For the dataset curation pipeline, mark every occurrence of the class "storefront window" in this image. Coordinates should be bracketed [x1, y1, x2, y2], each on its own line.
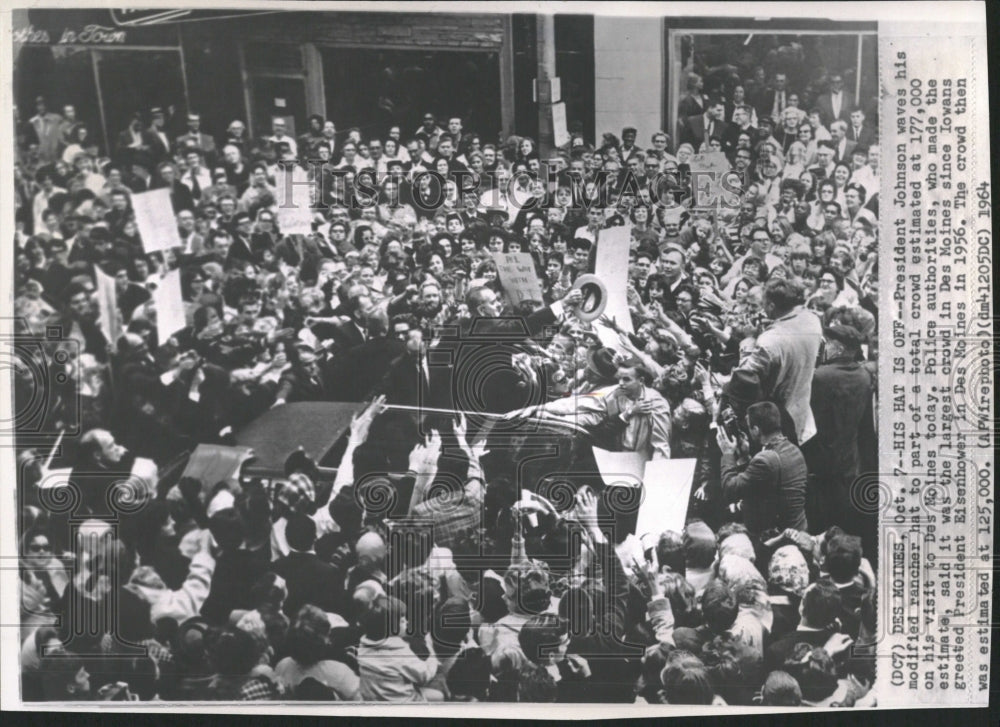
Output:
[321, 48, 502, 141]
[668, 30, 878, 135]
[15, 45, 99, 144]
[93, 50, 188, 143]
[14, 45, 187, 155]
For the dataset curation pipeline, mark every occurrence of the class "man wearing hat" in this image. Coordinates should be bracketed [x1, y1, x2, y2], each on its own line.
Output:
[803, 323, 875, 532]
[578, 346, 619, 393]
[482, 208, 509, 229]
[176, 112, 217, 166]
[144, 107, 173, 166]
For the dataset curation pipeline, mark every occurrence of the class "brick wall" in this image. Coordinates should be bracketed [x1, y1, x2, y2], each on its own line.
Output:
[205, 11, 505, 49]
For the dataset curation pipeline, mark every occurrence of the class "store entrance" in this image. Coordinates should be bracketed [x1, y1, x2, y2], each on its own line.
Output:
[248, 75, 307, 140]
[321, 47, 502, 144]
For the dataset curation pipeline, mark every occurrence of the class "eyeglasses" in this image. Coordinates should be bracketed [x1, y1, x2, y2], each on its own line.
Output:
[28, 542, 51, 553]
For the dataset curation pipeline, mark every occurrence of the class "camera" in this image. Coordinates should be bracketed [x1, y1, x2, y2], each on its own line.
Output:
[719, 406, 741, 440]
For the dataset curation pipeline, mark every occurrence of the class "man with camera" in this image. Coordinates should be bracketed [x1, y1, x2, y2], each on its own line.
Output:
[716, 400, 808, 539]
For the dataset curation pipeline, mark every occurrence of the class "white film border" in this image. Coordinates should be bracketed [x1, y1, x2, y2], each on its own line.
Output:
[877, 20, 993, 708]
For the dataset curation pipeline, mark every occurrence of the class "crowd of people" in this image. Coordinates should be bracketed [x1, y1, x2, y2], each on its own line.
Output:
[15, 56, 880, 705]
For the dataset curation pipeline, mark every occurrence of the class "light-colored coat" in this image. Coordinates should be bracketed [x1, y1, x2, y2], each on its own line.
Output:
[739, 306, 824, 443]
[357, 636, 439, 702]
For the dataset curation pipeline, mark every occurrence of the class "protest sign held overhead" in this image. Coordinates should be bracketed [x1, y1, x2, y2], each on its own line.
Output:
[131, 188, 183, 253]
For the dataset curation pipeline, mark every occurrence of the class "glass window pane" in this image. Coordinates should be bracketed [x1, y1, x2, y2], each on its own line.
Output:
[94, 50, 187, 141]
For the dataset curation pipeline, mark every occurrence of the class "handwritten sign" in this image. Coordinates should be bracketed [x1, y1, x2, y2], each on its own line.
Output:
[132, 188, 182, 253]
[492, 252, 544, 308]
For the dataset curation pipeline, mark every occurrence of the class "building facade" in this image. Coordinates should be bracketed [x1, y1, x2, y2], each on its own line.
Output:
[13, 9, 876, 155]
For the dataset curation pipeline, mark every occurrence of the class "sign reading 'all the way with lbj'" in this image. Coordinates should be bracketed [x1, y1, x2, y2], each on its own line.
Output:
[493, 253, 544, 308]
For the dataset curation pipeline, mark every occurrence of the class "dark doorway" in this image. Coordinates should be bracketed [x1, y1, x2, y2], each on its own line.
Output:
[248, 75, 307, 139]
[94, 49, 187, 139]
[321, 48, 502, 144]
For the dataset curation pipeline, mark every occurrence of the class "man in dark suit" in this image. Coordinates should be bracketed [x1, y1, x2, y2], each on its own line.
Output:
[143, 107, 173, 166]
[815, 73, 855, 128]
[828, 120, 857, 164]
[329, 294, 372, 353]
[803, 324, 876, 534]
[273, 342, 336, 405]
[679, 99, 729, 149]
[226, 212, 256, 265]
[380, 320, 447, 409]
[722, 104, 758, 158]
[717, 400, 808, 537]
[753, 72, 792, 124]
[766, 581, 844, 671]
[272, 512, 344, 619]
[846, 108, 876, 147]
[327, 310, 405, 402]
[432, 286, 579, 417]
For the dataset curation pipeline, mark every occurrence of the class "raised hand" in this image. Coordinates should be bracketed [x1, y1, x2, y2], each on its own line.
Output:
[350, 395, 386, 444]
[715, 426, 738, 455]
[408, 430, 442, 474]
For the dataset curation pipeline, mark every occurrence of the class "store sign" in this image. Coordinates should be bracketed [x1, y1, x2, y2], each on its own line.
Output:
[109, 10, 192, 27]
[13, 23, 126, 45]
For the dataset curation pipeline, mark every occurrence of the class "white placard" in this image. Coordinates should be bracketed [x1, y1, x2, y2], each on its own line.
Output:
[152, 269, 186, 340]
[276, 165, 314, 235]
[93, 264, 122, 346]
[592, 446, 646, 488]
[551, 101, 569, 147]
[592, 224, 634, 347]
[132, 188, 182, 253]
[635, 458, 697, 539]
